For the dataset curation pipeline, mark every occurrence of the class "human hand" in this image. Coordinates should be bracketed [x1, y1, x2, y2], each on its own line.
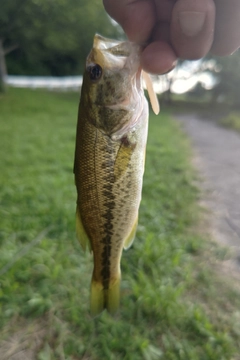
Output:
[103, 0, 240, 74]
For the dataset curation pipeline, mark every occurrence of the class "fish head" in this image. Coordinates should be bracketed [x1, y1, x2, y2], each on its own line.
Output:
[81, 34, 146, 136]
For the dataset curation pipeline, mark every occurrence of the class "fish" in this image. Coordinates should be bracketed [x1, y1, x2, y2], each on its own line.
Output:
[74, 34, 159, 316]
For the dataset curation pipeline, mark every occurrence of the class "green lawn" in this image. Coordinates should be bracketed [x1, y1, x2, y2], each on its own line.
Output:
[0, 88, 239, 359]
[220, 111, 240, 132]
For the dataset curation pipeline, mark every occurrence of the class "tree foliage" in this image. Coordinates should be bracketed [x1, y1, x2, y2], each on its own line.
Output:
[207, 51, 240, 106]
[0, 0, 120, 77]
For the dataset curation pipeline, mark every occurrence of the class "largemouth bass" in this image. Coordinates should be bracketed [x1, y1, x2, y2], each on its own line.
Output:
[74, 34, 159, 316]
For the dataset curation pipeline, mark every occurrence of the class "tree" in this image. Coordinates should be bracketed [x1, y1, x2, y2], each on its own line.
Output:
[0, 38, 7, 92]
[208, 51, 240, 106]
[0, 0, 120, 91]
[0, 0, 37, 91]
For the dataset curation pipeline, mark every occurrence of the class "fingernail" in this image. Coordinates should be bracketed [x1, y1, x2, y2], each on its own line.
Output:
[179, 11, 206, 37]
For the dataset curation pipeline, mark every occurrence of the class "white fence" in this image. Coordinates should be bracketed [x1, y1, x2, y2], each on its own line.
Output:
[6, 75, 83, 91]
[5, 71, 214, 94]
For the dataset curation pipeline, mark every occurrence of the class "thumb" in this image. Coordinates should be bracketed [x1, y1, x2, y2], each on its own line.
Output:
[170, 0, 215, 59]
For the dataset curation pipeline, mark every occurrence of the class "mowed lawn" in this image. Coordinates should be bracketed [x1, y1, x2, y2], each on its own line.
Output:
[0, 88, 239, 359]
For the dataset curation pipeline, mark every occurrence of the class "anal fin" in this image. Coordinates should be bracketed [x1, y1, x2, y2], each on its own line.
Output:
[123, 217, 138, 250]
[76, 206, 92, 252]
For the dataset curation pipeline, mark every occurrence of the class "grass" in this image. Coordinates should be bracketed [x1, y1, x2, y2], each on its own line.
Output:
[0, 88, 240, 359]
[220, 112, 240, 132]
[160, 93, 240, 133]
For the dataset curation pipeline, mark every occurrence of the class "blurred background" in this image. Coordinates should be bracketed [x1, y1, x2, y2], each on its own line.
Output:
[1, 0, 240, 112]
[1, 1, 240, 359]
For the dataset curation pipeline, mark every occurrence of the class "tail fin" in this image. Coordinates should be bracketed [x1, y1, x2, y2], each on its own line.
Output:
[90, 277, 120, 316]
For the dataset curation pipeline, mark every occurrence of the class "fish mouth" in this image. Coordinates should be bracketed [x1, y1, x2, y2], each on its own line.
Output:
[92, 34, 145, 122]
[94, 34, 132, 57]
[91, 33, 142, 73]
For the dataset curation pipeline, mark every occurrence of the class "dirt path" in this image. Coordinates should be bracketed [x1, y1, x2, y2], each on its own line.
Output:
[176, 114, 240, 269]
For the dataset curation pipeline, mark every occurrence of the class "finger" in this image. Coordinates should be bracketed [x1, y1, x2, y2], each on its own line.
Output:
[211, 0, 240, 55]
[170, 0, 216, 59]
[140, 41, 177, 74]
[152, 21, 171, 44]
[154, 0, 176, 22]
[103, 0, 156, 43]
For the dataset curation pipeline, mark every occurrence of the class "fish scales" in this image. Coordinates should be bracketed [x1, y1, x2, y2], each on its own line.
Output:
[75, 109, 147, 296]
[74, 34, 151, 316]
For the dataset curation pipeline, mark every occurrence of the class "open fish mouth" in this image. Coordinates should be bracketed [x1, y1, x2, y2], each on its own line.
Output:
[93, 35, 159, 115]
[91, 35, 144, 110]
[93, 34, 134, 57]
[88, 34, 159, 115]
[91, 34, 142, 74]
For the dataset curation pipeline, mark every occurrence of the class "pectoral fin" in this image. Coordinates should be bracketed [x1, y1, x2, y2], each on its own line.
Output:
[76, 206, 92, 252]
[123, 217, 138, 250]
[114, 140, 135, 180]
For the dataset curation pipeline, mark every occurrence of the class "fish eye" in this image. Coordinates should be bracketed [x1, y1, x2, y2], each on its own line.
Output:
[86, 64, 102, 81]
